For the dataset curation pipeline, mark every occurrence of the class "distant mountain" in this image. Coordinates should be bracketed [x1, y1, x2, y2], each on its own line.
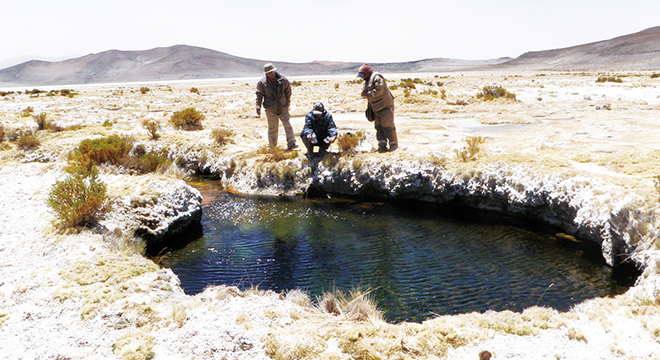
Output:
[502, 26, 660, 71]
[0, 45, 509, 86]
[2, 26, 660, 86]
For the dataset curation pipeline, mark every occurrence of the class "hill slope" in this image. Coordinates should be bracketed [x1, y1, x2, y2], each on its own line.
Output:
[0, 45, 507, 86]
[2, 26, 660, 86]
[503, 26, 660, 71]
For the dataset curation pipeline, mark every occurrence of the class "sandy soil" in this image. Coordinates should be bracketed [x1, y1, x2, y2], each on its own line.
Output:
[2, 71, 660, 359]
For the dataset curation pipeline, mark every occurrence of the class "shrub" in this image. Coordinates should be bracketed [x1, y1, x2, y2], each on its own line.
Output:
[448, 99, 469, 106]
[17, 133, 40, 151]
[651, 73, 660, 79]
[139, 87, 150, 94]
[170, 107, 205, 130]
[476, 86, 516, 101]
[70, 135, 132, 172]
[455, 136, 485, 162]
[291, 80, 303, 87]
[0, 125, 5, 142]
[58, 89, 77, 97]
[596, 76, 623, 83]
[47, 166, 110, 229]
[125, 144, 171, 173]
[142, 119, 160, 140]
[20, 106, 34, 117]
[68, 135, 169, 175]
[337, 131, 366, 155]
[33, 112, 49, 130]
[211, 128, 235, 146]
[102, 120, 113, 127]
[190, 87, 199, 94]
[398, 78, 423, 89]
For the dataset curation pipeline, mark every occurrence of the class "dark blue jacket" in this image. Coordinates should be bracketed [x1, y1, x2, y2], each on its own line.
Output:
[300, 110, 338, 139]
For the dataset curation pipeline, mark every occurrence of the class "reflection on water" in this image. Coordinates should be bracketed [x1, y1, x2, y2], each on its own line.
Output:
[159, 184, 625, 323]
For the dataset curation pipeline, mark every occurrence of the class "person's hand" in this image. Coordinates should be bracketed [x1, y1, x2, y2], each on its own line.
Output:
[324, 135, 336, 144]
[256, 108, 261, 117]
[307, 134, 317, 144]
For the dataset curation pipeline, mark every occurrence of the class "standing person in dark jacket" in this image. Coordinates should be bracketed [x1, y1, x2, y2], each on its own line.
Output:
[300, 102, 337, 157]
[357, 63, 398, 152]
[255, 63, 298, 150]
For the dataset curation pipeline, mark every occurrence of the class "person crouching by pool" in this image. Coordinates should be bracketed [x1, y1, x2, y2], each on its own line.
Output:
[300, 102, 337, 158]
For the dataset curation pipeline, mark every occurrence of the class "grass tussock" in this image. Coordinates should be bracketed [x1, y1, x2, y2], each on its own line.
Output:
[113, 330, 155, 360]
[455, 136, 486, 162]
[476, 85, 517, 101]
[17, 133, 40, 151]
[211, 127, 235, 146]
[596, 75, 623, 83]
[264, 286, 566, 360]
[54, 254, 160, 319]
[0, 312, 8, 329]
[257, 145, 299, 162]
[336, 131, 366, 156]
[170, 107, 204, 130]
[141, 119, 160, 140]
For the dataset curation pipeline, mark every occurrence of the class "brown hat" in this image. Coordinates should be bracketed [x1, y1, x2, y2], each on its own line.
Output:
[357, 63, 373, 78]
[263, 63, 277, 74]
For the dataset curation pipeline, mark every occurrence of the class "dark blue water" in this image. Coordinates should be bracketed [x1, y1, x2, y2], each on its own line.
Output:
[159, 183, 624, 323]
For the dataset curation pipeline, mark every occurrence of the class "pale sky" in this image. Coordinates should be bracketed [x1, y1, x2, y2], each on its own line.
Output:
[3, 0, 660, 69]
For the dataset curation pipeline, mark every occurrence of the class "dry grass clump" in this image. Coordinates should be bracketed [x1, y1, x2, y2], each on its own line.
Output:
[17, 133, 40, 151]
[211, 127, 235, 146]
[596, 75, 623, 83]
[263, 293, 567, 360]
[170, 107, 205, 130]
[455, 136, 486, 162]
[336, 131, 366, 156]
[141, 119, 160, 140]
[113, 329, 155, 360]
[54, 254, 161, 319]
[257, 145, 299, 162]
[0, 312, 8, 329]
[476, 85, 517, 101]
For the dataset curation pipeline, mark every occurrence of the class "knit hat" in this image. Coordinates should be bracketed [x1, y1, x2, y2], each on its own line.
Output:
[357, 63, 373, 78]
[263, 63, 277, 74]
[312, 102, 324, 115]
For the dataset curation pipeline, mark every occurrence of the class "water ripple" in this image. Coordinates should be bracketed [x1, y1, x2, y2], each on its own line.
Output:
[161, 193, 625, 323]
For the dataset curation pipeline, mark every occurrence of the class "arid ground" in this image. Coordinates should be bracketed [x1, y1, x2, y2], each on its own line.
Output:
[2, 71, 660, 359]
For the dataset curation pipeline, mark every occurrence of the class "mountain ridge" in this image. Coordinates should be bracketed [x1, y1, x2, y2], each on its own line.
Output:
[2, 26, 660, 86]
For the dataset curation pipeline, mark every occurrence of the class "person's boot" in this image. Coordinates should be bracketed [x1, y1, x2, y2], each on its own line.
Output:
[385, 127, 398, 151]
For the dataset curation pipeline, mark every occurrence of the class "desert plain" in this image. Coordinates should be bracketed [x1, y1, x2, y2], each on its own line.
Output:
[2, 71, 660, 359]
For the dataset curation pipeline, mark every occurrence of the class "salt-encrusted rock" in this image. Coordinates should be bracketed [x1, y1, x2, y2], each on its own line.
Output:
[103, 179, 203, 251]
[212, 155, 656, 269]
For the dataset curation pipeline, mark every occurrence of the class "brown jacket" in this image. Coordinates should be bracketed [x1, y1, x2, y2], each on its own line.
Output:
[362, 72, 394, 112]
[255, 72, 291, 114]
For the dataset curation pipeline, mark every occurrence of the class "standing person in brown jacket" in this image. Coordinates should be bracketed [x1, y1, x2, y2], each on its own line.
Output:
[255, 63, 298, 150]
[357, 63, 398, 152]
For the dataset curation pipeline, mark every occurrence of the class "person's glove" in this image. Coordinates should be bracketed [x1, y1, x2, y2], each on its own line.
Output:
[307, 133, 318, 144]
[324, 135, 336, 144]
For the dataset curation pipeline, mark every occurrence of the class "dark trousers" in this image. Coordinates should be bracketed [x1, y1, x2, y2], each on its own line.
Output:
[301, 134, 330, 154]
